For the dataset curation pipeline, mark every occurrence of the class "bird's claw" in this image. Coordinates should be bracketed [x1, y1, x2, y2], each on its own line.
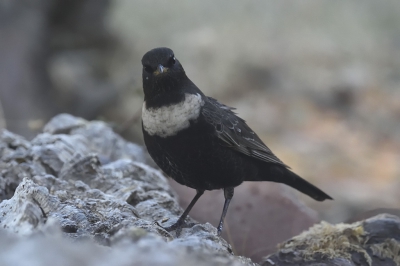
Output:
[217, 226, 223, 236]
[159, 220, 196, 237]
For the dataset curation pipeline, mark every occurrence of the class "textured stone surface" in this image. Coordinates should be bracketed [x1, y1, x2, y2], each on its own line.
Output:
[0, 114, 255, 266]
[2, 114, 398, 265]
[261, 214, 400, 266]
[0, 228, 249, 266]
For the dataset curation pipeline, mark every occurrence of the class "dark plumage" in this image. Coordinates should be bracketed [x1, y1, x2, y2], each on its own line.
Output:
[141, 47, 332, 236]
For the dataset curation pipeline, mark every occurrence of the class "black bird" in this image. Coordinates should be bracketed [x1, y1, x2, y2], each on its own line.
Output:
[141, 47, 332, 236]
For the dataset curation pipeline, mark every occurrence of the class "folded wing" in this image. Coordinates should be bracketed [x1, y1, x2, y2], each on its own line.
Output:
[202, 97, 289, 168]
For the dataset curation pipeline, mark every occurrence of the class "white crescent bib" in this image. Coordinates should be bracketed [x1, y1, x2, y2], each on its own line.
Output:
[142, 93, 205, 138]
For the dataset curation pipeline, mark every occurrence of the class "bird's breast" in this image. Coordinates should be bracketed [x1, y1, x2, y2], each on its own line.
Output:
[142, 93, 205, 138]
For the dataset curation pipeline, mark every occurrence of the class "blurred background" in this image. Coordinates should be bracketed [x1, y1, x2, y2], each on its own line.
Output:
[1, 0, 400, 261]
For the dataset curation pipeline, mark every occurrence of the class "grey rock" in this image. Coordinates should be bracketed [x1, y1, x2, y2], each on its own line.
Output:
[261, 214, 400, 266]
[0, 130, 32, 200]
[2, 115, 398, 266]
[43, 113, 87, 134]
[0, 114, 255, 266]
[44, 113, 148, 164]
[0, 228, 249, 266]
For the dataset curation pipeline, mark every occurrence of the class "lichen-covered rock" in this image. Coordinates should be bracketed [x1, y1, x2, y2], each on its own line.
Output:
[0, 114, 255, 266]
[261, 213, 400, 266]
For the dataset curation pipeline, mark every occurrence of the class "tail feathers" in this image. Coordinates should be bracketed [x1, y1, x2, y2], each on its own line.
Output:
[283, 170, 332, 201]
[249, 165, 333, 201]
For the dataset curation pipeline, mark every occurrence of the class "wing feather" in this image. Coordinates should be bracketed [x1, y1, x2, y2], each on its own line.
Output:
[202, 97, 289, 168]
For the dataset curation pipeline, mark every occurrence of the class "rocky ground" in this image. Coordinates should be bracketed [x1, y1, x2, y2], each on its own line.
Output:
[1, 114, 399, 265]
[0, 114, 254, 265]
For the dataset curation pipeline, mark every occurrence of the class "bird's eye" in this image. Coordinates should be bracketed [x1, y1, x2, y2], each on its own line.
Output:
[144, 65, 153, 73]
[169, 56, 176, 66]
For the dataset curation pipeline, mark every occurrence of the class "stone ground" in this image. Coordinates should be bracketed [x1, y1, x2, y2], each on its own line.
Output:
[1, 115, 399, 265]
[0, 114, 255, 265]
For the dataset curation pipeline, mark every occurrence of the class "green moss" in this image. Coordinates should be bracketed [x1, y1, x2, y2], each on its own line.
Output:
[278, 221, 372, 265]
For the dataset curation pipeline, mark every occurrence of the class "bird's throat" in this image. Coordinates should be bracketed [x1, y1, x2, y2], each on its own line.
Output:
[142, 93, 204, 138]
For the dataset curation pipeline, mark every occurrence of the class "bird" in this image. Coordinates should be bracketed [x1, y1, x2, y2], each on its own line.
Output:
[141, 47, 332, 236]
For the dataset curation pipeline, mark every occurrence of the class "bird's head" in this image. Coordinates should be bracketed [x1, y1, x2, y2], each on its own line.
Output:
[141, 47, 187, 102]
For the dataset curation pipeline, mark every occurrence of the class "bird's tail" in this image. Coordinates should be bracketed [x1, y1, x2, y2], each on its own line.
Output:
[282, 170, 332, 201]
[249, 165, 333, 201]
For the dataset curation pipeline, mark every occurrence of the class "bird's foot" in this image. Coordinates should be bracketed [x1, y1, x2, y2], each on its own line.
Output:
[159, 219, 195, 237]
[217, 226, 223, 236]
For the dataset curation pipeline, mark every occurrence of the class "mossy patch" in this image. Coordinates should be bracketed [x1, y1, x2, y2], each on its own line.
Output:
[278, 221, 370, 264]
[370, 238, 400, 265]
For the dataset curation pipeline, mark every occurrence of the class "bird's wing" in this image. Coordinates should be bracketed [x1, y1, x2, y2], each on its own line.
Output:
[202, 97, 289, 168]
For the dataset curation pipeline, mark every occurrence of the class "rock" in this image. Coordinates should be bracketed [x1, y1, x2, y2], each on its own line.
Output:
[0, 227, 249, 266]
[261, 213, 400, 266]
[2, 114, 399, 265]
[169, 179, 319, 262]
[0, 114, 255, 266]
[346, 208, 400, 223]
[0, 130, 32, 200]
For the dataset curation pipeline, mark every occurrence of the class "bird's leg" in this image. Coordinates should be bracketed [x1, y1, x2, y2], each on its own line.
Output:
[163, 189, 204, 232]
[217, 187, 234, 236]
